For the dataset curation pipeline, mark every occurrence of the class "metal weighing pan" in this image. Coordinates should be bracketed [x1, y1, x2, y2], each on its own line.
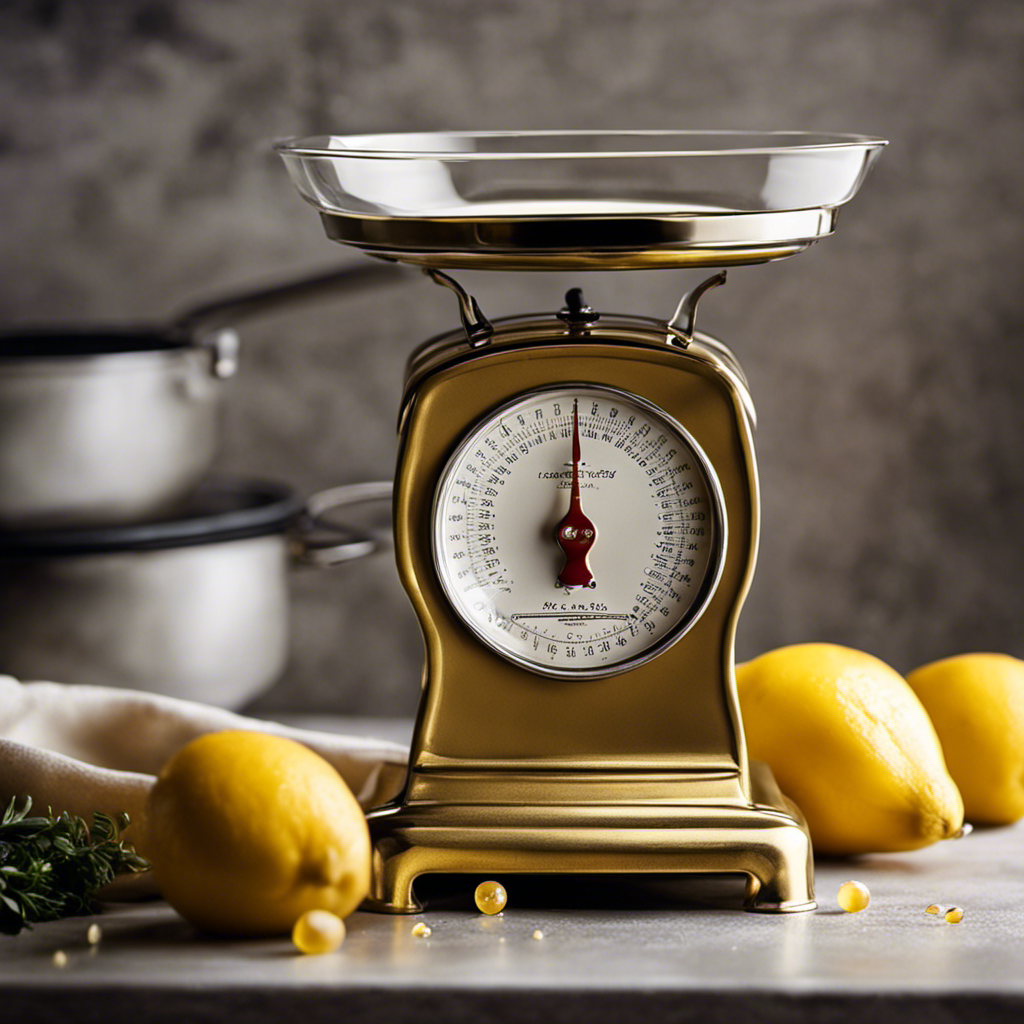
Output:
[275, 130, 887, 270]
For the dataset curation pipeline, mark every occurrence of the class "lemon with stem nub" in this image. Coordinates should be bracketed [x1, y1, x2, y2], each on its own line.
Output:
[143, 731, 371, 936]
[907, 653, 1024, 825]
[474, 880, 507, 915]
[737, 644, 963, 854]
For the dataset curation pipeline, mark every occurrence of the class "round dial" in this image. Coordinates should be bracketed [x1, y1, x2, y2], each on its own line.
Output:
[433, 385, 726, 678]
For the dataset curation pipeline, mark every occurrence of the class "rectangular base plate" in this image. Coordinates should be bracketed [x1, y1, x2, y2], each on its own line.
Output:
[363, 761, 815, 914]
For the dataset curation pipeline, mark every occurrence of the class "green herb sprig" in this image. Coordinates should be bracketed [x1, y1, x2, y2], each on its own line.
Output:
[0, 796, 149, 936]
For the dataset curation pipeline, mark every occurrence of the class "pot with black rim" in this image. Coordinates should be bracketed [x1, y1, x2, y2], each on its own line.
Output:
[0, 263, 404, 528]
[0, 479, 392, 709]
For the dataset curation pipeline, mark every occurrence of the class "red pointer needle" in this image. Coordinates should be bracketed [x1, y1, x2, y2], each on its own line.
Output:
[554, 400, 597, 588]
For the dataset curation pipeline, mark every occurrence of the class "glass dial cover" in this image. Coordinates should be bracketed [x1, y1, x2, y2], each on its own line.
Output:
[433, 386, 726, 678]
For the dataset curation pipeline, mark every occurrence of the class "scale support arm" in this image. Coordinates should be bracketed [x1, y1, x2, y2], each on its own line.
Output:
[668, 270, 727, 345]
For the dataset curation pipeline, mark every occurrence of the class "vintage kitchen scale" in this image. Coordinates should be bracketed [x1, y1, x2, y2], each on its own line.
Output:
[276, 130, 886, 913]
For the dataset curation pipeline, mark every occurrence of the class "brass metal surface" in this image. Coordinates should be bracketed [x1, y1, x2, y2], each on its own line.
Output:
[366, 762, 815, 914]
[369, 311, 815, 913]
[321, 208, 836, 270]
[398, 313, 756, 432]
[429, 381, 729, 681]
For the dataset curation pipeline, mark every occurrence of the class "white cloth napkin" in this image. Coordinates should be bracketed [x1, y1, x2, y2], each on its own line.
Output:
[0, 676, 409, 839]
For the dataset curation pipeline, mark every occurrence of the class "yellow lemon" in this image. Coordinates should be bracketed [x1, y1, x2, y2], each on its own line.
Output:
[906, 653, 1024, 825]
[736, 643, 963, 855]
[141, 730, 370, 936]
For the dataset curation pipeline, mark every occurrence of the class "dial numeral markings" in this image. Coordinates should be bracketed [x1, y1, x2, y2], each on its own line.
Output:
[436, 389, 718, 673]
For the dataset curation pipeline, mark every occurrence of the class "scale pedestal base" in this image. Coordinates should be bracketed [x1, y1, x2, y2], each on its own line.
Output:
[363, 761, 815, 914]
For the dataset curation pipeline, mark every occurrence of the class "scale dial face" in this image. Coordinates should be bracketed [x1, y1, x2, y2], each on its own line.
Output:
[432, 385, 726, 678]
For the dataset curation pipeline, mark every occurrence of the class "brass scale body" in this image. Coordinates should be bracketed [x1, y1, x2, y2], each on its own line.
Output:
[361, 266, 815, 914]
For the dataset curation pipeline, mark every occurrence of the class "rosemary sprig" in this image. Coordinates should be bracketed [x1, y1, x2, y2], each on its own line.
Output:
[0, 796, 149, 936]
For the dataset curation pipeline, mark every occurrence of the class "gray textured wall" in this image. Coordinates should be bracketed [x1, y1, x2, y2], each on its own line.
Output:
[1, 0, 1021, 717]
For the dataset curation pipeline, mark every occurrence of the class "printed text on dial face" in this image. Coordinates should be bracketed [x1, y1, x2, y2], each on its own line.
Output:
[434, 386, 721, 675]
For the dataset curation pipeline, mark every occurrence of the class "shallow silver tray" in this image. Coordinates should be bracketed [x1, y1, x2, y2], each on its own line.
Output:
[276, 131, 886, 270]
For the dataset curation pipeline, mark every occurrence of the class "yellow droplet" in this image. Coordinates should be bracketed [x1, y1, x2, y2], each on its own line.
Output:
[925, 904, 942, 915]
[837, 880, 870, 913]
[474, 880, 507, 915]
[292, 910, 346, 954]
[52, 950, 68, 968]
[87, 923, 102, 945]
[945, 907, 964, 924]
[411, 922, 432, 938]
[533, 929, 544, 940]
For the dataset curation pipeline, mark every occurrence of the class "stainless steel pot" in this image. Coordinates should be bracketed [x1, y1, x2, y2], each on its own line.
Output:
[0, 263, 404, 528]
[0, 479, 393, 709]
[0, 330, 231, 529]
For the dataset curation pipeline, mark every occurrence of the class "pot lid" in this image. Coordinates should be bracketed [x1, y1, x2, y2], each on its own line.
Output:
[0, 478, 305, 557]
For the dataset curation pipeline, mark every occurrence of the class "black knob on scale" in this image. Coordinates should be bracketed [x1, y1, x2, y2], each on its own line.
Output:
[557, 288, 601, 329]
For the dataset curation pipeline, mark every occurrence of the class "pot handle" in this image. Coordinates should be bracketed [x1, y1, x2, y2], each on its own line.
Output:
[171, 262, 409, 380]
[290, 481, 393, 568]
[206, 328, 240, 380]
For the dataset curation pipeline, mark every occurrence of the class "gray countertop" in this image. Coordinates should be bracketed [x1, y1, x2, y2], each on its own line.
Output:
[4, 718, 1023, 1023]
